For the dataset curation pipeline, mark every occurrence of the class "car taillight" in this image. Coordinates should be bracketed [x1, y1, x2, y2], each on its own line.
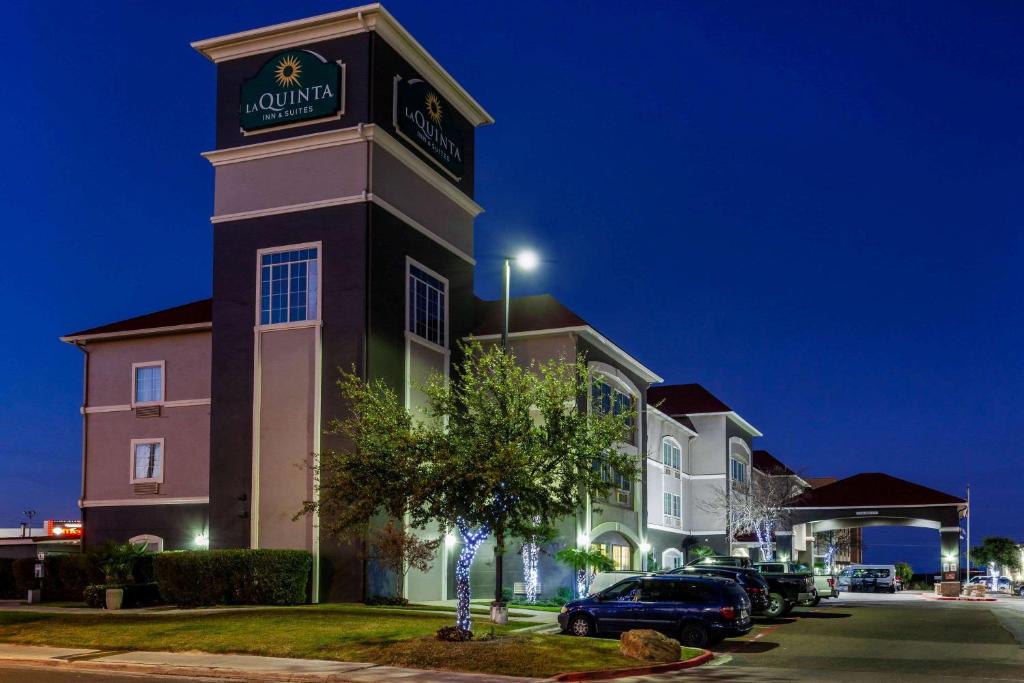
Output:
[719, 606, 736, 620]
[827, 578, 835, 588]
[748, 586, 763, 593]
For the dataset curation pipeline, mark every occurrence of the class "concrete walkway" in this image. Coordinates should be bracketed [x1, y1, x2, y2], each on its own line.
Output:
[0, 643, 543, 682]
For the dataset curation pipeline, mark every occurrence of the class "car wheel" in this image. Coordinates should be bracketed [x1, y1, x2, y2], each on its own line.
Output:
[679, 622, 710, 648]
[765, 592, 787, 618]
[804, 596, 821, 607]
[568, 614, 593, 637]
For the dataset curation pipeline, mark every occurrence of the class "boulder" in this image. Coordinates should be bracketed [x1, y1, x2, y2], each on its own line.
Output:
[619, 629, 682, 662]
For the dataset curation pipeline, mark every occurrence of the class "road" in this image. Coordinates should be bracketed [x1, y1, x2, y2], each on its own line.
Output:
[0, 666, 232, 682]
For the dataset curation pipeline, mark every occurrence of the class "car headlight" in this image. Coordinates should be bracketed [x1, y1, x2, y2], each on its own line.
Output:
[560, 605, 569, 614]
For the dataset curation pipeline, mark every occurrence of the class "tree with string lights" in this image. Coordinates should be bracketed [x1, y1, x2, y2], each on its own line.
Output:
[301, 340, 635, 632]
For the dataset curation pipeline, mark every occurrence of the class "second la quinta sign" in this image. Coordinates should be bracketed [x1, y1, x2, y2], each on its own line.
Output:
[241, 50, 343, 132]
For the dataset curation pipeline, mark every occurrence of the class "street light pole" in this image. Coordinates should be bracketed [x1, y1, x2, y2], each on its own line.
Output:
[501, 257, 511, 352]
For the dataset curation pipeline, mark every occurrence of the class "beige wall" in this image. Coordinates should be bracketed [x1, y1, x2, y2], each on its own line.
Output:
[256, 327, 316, 552]
[213, 143, 369, 217]
[82, 331, 211, 503]
[87, 332, 211, 407]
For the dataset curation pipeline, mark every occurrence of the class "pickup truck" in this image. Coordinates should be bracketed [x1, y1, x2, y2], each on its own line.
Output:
[750, 562, 817, 617]
[753, 561, 838, 606]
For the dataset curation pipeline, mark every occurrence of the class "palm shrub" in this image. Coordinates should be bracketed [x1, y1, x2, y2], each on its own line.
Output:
[556, 547, 614, 598]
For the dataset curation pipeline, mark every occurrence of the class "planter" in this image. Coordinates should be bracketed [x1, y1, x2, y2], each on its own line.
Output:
[490, 602, 509, 625]
[105, 588, 125, 610]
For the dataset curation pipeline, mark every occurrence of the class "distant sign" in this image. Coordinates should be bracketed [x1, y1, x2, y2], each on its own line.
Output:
[240, 50, 344, 132]
[855, 510, 878, 516]
[394, 76, 465, 180]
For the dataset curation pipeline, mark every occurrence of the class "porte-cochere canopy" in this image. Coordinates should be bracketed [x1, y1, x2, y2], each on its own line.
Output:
[782, 472, 967, 572]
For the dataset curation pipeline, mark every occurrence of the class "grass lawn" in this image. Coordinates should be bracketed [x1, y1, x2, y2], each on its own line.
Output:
[0, 605, 700, 678]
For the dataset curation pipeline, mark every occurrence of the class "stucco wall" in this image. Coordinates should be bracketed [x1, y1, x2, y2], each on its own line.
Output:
[86, 332, 210, 407]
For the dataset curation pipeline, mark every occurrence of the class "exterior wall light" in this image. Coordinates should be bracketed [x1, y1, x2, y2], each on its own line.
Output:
[445, 532, 457, 548]
[639, 542, 651, 554]
[577, 533, 590, 547]
[194, 532, 209, 549]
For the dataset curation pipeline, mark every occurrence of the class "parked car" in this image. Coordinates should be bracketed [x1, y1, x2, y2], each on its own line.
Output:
[752, 561, 838, 604]
[558, 574, 753, 647]
[836, 565, 897, 593]
[685, 555, 753, 568]
[969, 576, 1012, 594]
[750, 562, 817, 616]
[587, 570, 646, 597]
[668, 565, 771, 615]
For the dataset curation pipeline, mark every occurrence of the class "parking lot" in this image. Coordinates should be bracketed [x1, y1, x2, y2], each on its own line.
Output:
[623, 591, 1024, 682]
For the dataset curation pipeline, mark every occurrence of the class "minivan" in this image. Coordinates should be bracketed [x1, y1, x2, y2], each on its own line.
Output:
[668, 565, 771, 615]
[558, 574, 753, 647]
[836, 565, 897, 593]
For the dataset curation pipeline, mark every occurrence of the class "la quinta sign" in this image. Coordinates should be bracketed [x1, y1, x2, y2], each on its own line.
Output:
[394, 76, 465, 180]
[240, 50, 343, 132]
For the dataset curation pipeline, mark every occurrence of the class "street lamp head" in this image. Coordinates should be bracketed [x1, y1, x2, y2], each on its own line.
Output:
[515, 249, 539, 271]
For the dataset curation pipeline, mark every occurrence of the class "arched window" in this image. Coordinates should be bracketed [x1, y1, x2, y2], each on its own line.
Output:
[662, 437, 682, 473]
[129, 534, 164, 552]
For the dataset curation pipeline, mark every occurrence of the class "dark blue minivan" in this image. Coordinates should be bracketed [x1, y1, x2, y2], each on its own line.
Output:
[558, 574, 753, 648]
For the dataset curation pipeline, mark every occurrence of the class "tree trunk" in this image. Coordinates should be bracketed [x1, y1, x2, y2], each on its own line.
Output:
[455, 523, 488, 631]
[523, 537, 539, 604]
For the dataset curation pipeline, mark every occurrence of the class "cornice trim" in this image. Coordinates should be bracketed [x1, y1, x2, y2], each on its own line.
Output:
[80, 497, 209, 508]
[60, 323, 211, 344]
[190, 4, 493, 126]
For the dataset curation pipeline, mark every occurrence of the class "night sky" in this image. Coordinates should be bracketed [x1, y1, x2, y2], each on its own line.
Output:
[4, 1, 1021, 573]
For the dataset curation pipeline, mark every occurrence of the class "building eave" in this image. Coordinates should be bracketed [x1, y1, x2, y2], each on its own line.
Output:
[190, 3, 494, 127]
[60, 322, 212, 344]
[647, 404, 699, 437]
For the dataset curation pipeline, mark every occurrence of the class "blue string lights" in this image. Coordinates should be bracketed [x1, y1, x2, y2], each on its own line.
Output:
[523, 516, 541, 604]
[455, 519, 489, 631]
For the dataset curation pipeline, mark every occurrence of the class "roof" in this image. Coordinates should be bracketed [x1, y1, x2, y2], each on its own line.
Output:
[805, 476, 838, 489]
[61, 299, 212, 342]
[191, 3, 493, 127]
[648, 384, 731, 415]
[789, 473, 966, 508]
[474, 294, 587, 336]
[471, 295, 662, 384]
[753, 450, 796, 476]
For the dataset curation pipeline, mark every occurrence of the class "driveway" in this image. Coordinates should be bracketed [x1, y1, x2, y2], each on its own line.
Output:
[621, 592, 1024, 682]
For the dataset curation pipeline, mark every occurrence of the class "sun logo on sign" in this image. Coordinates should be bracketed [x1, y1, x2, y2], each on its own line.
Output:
[274, 55, 303, 88]
[425, 92, 443, 124]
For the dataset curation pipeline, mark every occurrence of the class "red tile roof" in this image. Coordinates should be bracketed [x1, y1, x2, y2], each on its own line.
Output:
[473, 294, 588, 336]
[647, 383, 732, 416]
[789, 472, 966, 508]
[62, 299, 212, 340]
[753, 450, 796, 476]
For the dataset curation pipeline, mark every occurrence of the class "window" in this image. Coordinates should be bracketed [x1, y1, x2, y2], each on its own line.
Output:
[662, 439, 681, 472]
[592, 542, 632, 570]
[408, 263, 447, 347]
[663, 492, 681, 528]
[131, 439, 164, 483]
[259, 247, 319, 325]
[591, 376, 636, 444]
[133, 362, 164, 405]
[662, 549, 683, 569]
[600, 464, 632, 506]
[730, 458, 747, 484]
[602, 579, 640, 601]
[129, 534, 164, 553]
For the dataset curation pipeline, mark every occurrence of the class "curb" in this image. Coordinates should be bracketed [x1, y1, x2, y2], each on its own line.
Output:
[548, 649, 714, 682]
[0, 656, 361, 682]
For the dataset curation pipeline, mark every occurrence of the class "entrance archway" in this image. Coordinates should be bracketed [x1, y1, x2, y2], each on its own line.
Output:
[782, 473, 967, 580]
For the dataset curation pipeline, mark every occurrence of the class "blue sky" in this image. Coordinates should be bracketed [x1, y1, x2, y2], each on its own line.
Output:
[3, 1, 1021, 572]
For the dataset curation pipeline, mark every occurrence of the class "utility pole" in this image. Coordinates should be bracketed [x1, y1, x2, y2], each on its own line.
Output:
[966, 484, 971, 581]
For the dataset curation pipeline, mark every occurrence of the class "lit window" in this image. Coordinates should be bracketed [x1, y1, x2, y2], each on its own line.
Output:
[259, 247, 319, 325]
[408, 263, 446, 347]
[662, 439, 681, 471]
[129, 534, 164, 552]
[592, 542, 632, 571]
[134, 364, 163, 404]
[131, 439, 163, 483]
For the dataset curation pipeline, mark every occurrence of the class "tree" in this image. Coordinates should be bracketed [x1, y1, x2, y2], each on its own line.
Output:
[691, 544, 715, 560]
[895, 561, 913, 587]
[369, 522, 440, 600]
[700, 465, 805, 561]
[972, 537, 1021, 575]
[301, 341, 635, 631]
[816, 529, 851, 574]
[555, 547, 614, 598]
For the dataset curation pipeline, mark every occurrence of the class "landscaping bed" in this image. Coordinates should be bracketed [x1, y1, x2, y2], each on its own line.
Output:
[0, 604, 700, 677]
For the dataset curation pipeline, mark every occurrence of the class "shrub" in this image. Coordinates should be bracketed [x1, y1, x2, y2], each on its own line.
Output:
[154, 549, 312, 607]
[12, 558, 34, 596]
[436, 625, 473, 641]
[555, 586, 574, 605]
[11, 554, 103, 602]
[365, 595, 409, 606]
[0, 559, 15, 599]
[84, 583, 163, 609]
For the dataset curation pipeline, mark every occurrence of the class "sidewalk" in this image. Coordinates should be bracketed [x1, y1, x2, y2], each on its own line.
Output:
[0, 643, 545, 682]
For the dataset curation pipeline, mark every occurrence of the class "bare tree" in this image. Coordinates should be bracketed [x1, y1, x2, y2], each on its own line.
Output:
[815, 529, 851, 574]
[700, 465, 805, 561]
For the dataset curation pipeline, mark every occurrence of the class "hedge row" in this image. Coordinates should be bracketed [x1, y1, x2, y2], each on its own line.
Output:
[154, 549, 312, 607]
[12, 554, 102, 601]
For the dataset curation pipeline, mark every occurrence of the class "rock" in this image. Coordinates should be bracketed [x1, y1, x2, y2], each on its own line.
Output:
[619, 629, 682, 662]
